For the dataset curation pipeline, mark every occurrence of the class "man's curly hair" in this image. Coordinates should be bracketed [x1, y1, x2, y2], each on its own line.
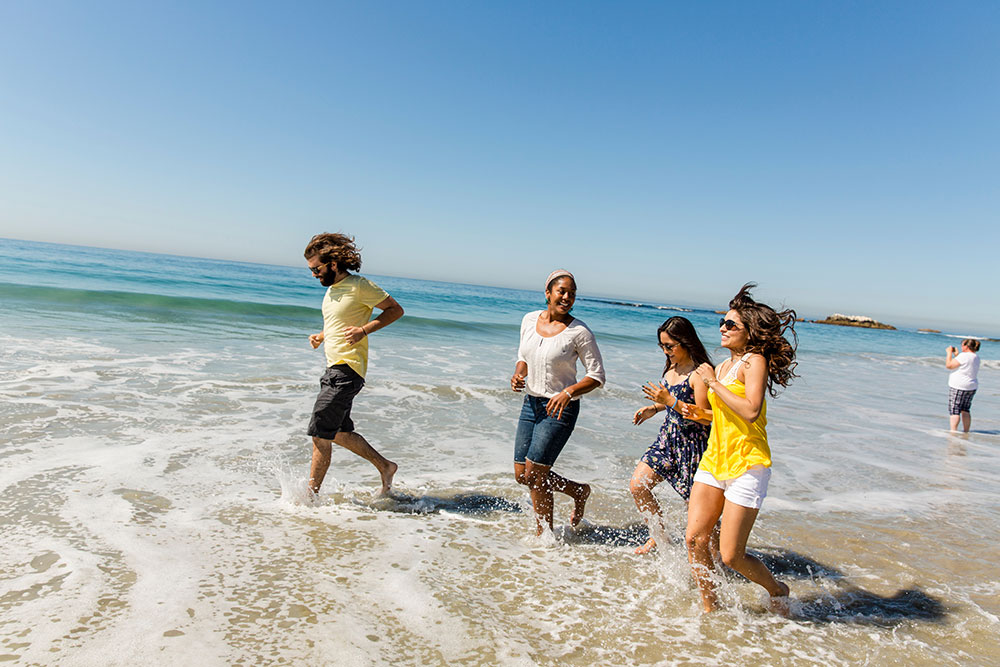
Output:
[729, 282, 798, 397]
[303, 233, 362, 272]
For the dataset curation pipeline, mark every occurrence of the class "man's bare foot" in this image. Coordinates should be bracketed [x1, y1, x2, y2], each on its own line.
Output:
[570, 484, 590, 526]
[378, 460, 397, 496]
[769, 581, 790, 616]
[634, 538, 657, 555]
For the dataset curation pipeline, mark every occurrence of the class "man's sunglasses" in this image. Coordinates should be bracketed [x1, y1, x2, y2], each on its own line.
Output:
[719, 318, 741, 331]
[309, 262, 330, 275]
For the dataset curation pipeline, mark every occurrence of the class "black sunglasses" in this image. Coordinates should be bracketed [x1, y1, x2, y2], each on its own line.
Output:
[658, 341, 682, 350]
[309, 262, 330, 275]
[719, 318, 741, 331]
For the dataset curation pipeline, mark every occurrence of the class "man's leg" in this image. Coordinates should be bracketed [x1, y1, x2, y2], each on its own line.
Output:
[960, 411, 971, 433]
[333, 430, 397, 495]
[949, 414, 960, 431]
[308, 365, 397, 495]
[310, 437, 334, 494]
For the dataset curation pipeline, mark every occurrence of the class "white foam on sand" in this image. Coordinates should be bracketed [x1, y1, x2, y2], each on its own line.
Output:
[3, 315, 1000, 665]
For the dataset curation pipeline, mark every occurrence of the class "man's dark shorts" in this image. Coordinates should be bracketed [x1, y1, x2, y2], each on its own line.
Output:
[307, 364, 365, 439]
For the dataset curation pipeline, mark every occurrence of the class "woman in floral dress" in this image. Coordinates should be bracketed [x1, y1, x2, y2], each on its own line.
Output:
[630, 316, 713, 554]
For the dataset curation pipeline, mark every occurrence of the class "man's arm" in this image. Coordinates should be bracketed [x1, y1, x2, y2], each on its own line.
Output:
[343, 296, 404, 345]
[366, 296, 404, 333]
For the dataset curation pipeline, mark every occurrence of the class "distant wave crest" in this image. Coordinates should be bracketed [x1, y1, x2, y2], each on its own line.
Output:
[0, 281, 318, 323]
[579, 296, 693, 312]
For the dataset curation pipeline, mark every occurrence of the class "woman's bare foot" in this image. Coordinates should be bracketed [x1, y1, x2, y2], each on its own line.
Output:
[634, 538, 657, 555]
[769, 581, 790, 616]
[570, 483, 590, 526]
[378, 460, 398, 496]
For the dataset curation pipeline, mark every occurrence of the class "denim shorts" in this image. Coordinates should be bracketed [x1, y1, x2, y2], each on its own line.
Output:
[307, 364, 364, 439]
[513, 395, 580, 466]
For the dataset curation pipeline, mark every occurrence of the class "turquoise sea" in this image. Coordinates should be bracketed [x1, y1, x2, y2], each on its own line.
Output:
[1, 238, 998, 665]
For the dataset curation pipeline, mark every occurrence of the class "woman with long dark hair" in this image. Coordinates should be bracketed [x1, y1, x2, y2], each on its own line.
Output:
[630, 316, 713, 555]
[684, 283, 798, 612]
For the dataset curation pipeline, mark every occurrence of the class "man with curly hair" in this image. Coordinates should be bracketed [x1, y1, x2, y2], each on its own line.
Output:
[303, 232, 403, 495]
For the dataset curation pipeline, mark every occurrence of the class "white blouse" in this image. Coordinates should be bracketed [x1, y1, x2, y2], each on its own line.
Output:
[517, 310, 606, 399]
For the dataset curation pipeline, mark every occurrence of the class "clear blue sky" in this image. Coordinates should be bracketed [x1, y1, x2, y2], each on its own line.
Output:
[1, 1, 998, 333]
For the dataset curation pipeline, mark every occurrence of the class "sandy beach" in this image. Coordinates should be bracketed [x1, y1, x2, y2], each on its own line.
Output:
[2, 240, 999, 665]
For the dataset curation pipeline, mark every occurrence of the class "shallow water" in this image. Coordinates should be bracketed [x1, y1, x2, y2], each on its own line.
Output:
[1, 239, 998, 665]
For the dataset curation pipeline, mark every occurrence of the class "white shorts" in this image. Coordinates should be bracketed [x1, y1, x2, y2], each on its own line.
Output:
[693, 465, 771, 509]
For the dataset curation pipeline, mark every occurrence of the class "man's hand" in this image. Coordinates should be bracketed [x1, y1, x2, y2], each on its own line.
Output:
[344, 326, 367, 346]
[309, 332, 325, 349]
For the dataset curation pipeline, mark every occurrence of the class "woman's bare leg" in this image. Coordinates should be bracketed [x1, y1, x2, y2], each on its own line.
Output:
[686, 482, 726, 612]
[547, 470, 590, 526]
[524, 460, 555, 534]
[514, 462, 528, 487]
[718, 500, 789, 610]
[630, 461, 665, 554]
[518, 460, 591, 532]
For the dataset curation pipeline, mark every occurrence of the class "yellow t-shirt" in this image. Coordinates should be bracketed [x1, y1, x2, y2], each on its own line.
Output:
[321, 274, 390, 379]
[698, 372, 771, 480]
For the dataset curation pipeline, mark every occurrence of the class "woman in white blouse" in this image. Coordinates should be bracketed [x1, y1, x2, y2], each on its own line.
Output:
[510, 270, 606, 535]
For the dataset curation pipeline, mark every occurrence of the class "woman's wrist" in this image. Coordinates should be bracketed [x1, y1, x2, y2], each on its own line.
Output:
[562, 389, 573, 400]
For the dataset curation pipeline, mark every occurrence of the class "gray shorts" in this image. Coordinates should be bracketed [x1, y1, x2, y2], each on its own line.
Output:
[307, 364, 365, 439]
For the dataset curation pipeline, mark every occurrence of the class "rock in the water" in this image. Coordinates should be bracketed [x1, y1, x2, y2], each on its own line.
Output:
[813, 314, 896, 330]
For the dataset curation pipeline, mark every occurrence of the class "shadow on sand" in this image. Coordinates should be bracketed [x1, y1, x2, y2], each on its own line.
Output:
[366, 491, 523, 516]
[557, 520, 652, 547]
[793, 587, 947, 625]
[357, 495, 947, 625]
[752, 547, 946, 624]
[549, 531, 947, 625]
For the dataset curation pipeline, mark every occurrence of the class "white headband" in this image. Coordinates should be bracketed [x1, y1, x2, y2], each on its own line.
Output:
[545, 269, 575, 290]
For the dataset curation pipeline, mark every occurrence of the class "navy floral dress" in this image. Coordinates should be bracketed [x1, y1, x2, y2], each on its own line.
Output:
[640, 374, 711, 501]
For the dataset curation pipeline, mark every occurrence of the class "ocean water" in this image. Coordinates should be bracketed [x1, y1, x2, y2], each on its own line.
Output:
[1, 237, 998, 666]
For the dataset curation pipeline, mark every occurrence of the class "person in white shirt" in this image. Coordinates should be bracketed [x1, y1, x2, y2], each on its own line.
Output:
[945, 339, 981, 432]
[509, 270, 606, 535]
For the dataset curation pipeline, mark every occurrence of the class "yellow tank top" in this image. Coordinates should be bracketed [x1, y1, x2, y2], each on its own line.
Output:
[698, 354, 771, 480]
